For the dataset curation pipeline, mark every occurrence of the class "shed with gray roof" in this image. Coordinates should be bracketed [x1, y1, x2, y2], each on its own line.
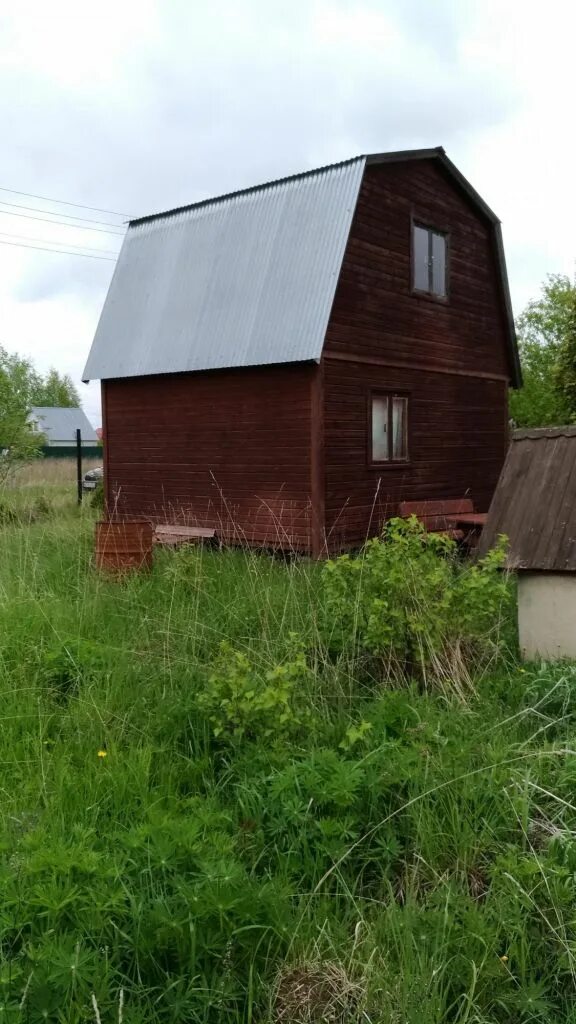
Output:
[479, 427, 576, 660]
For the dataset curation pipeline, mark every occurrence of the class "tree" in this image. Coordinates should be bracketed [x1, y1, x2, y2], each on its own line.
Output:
[0, 347, 80, 410]
[509, 274, 576, 428]
[32, 367, 80, 408]
[0, 366, 43, 481]
[553, 289, 576, 421]
[0, 347, 80, 480]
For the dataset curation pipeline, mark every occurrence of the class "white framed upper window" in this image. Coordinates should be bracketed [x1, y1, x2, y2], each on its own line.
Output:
[412, 223, 448, 299]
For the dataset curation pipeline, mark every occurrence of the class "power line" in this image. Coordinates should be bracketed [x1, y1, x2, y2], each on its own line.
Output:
[0, 198, 126, 229]
[0, 208, 125, 235]
[0, 230, 120, 256]
[0, 238, 117, 260]
[0, 183, 131, 219]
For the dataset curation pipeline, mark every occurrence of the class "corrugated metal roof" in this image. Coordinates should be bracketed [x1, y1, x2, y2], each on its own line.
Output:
[478, 427, 576, 571]
[29, 407, 98, 443]
[83, 157, 366, 382]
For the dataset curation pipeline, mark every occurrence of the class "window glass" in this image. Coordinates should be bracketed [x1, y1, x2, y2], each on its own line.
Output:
[431, 231, 446, 297]
[413, 223, 447, 297]
[371, 395, 409, 462]
[371, 396, 389, 462]
[413, 225, 429, 292]
[392, 397, 408, 460]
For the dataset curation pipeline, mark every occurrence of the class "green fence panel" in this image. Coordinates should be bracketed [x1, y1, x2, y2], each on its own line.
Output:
[41, 446, 102, 459]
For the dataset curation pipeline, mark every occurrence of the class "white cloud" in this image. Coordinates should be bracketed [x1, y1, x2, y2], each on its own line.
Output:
[0, 0, 574, 427]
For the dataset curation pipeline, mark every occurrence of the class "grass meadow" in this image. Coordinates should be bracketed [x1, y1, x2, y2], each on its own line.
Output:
[1, 462, 576, 1022]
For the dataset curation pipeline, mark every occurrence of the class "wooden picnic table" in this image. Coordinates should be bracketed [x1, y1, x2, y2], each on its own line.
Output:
[446, 513, 487, 529]
[445, 512, 487, 549]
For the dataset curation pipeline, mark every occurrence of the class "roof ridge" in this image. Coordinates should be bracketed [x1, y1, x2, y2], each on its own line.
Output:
[129, 146, 493, 234]
[31, 404, 82, 411]
[130, 155, 366, 228]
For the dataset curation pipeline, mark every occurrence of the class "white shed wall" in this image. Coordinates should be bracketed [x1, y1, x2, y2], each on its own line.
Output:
[518, 573, 576, 660]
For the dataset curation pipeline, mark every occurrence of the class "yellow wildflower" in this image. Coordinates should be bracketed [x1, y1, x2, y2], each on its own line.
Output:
[97, 750, 108, 758]
[500, 955, 509, 963]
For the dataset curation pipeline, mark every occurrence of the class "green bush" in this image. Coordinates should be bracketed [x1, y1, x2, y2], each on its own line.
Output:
[198, 635, 311, 741]
[322, 516, 511, 693]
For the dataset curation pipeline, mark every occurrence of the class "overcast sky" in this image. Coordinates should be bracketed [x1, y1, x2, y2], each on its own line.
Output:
[1, 0, 574, 426]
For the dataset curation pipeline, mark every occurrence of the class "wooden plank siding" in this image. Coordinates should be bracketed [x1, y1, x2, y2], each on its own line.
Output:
[103, 363, 316, 551]
[322, 158, 511, 549]
[325, 160, 511, 375]
[323, 359, 507, 549]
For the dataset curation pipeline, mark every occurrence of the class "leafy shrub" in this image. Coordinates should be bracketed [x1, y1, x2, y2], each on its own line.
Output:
[322, 516, 511, 693]
[198, 636, 311, 741]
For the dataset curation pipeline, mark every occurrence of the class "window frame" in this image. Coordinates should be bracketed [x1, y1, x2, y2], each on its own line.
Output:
[410, 216, 450, 303]
[367, 389, 411, 468]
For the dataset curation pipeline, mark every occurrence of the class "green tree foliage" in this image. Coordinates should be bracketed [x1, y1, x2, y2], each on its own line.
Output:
[0, 347, 79, 479]
[553, 288, 576, 421]
[510, 274, 576, 427]
[0, 346, 80, 409]
[34, 366, 81, 407]
[0, 365, 43, 480]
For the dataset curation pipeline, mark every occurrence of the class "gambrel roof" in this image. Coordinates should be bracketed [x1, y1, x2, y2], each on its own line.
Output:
[83, 148, 520, 386]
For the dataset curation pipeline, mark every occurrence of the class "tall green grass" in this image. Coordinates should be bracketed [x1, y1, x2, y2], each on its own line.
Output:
[1, 508, 576, 1022]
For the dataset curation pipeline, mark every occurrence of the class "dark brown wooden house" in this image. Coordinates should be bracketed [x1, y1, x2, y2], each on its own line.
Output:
[83, 147, 520, 555]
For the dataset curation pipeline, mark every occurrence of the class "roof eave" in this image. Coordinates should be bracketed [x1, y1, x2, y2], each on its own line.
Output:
[83, 355, 322, 385]
[494, 222, 522, 388]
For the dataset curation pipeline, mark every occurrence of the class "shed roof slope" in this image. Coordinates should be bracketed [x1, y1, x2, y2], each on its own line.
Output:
[82, 157, 366, 382]
[478, 427, 576, 571]
[30, 406, 98, 443]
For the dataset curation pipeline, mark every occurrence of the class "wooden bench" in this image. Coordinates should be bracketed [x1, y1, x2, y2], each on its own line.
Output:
[398, 499, 474, 540]
[154, 525, 217, 548]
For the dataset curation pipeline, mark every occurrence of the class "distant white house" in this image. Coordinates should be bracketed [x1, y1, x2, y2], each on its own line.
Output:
[29, 407, 98, 448]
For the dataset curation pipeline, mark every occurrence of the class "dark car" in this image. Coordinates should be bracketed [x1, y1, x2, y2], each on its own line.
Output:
[82, 466, 104, 491]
